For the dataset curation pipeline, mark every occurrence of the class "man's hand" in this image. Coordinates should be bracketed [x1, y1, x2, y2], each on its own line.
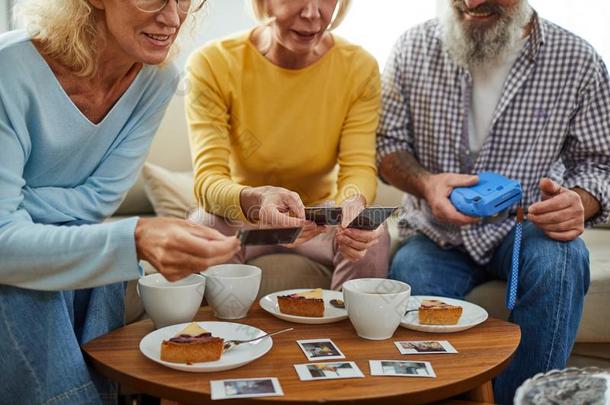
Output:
[527, 178, 586, 241]
[380, 152, 478, 226]
[422, 173, 481, 226]
[135, 217, 241, 282]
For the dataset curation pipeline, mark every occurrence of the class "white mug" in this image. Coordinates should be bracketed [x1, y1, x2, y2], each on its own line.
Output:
[343, 278, 411, 340]
[137, 273, 205, 329]
[202, 264, 262, 320]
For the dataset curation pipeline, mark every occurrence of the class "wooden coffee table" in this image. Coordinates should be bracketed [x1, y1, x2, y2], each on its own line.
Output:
[82, 304, 520, 405]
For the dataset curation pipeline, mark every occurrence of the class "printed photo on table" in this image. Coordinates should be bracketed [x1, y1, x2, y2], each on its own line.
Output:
[210, 378, 283, 400]
[369, 360, 436, 378]
[395, 340, 458, 355]
[297, 339, 345, 361]
[294, 361, 364, 381]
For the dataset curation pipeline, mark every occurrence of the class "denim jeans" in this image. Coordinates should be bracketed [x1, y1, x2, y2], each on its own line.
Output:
[389, 222, 590, 405]
[0, 283, 125, 404]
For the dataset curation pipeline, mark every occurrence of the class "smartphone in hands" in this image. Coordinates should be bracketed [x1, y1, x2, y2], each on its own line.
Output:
[346, 207, 398, 231]
[304, 207, 343, 226]
[236, 227, 303, 246]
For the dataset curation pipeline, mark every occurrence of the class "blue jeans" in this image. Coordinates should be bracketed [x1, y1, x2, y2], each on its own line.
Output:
[0, 283, 125, 404]
[390, 222, 590, 405]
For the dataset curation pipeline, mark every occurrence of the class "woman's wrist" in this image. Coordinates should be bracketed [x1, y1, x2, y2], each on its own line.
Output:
[134, 217, 149, 261]
[239, 187, 262, 222]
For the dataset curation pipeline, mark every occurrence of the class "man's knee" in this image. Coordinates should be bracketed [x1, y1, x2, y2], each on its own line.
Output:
[521, 228, 590, 293]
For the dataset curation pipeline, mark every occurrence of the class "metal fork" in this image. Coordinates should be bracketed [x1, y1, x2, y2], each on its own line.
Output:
[223, 328, 294, 352]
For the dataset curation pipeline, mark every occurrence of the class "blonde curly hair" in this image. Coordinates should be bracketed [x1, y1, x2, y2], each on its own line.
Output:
[13, 0, 200, 77]
[247, 0, 351, 30]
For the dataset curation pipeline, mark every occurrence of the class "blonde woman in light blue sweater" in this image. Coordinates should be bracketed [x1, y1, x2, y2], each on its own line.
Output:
[0, 1, 239, 403]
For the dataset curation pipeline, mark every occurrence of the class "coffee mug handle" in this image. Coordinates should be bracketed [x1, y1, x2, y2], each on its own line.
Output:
[136, 281, 141, 298]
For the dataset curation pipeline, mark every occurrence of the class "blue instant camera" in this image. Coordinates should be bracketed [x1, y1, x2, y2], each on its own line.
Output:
[450, 172, 522, 217]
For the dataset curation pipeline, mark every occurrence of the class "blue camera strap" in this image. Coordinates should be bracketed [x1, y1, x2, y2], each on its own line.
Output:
[506, 206, 524, 310]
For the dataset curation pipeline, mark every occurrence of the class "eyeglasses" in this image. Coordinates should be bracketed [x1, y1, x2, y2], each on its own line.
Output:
[135, 0, 206, 14]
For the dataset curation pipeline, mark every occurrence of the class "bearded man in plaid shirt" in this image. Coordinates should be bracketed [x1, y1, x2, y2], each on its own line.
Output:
[377, 0, 610, 403]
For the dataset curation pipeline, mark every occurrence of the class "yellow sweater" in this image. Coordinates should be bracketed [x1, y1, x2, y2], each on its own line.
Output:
[186, 30, 380, 221]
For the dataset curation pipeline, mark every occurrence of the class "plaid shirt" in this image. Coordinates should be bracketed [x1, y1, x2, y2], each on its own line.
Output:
[376, 13, 610, 264]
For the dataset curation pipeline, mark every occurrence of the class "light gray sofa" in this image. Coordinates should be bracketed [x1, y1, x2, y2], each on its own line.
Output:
[116, 96, 610, 369]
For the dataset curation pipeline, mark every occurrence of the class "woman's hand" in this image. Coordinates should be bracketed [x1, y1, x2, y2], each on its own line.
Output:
[240, 186, 306, 227]
[240, 186, 326, 246]
[135, 217, 241, 282]
[335, 195, 383, 262]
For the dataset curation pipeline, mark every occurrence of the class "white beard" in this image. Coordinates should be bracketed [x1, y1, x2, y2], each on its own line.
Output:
[438, 0, 533, 68]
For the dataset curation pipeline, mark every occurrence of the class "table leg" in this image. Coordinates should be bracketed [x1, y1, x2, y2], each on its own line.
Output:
[464, 380, 494, 403]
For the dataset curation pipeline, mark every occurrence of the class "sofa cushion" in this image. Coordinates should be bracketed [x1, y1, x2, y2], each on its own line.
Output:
[114, 97, 194, 216]
[577, 229, 610, 342]
[595, 217, 610, 229]
[114, 176, 154, 216]
[572, 342, 610, 361]
[141, 162, 195, 218]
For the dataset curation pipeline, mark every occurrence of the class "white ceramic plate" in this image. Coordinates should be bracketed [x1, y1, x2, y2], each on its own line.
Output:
[400, 295, 488, 333]
[259, 289, 347, 324]
[139, 321, 272, 372]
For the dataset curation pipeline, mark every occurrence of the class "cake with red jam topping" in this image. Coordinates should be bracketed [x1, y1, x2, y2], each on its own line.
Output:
[418, 299, 463, 325]
[277, 288, 324, 317]
[160, 322, 223, 363]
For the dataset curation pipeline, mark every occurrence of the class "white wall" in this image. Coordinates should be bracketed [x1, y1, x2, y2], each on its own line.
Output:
[175, 0, 254, 68]
[334, 0, 610, 71]
[0, 0, 10, 33]
[530, 0, 610, 67]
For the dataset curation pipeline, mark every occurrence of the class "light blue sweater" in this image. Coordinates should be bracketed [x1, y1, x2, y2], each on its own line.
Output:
[0, 31, 179, 290]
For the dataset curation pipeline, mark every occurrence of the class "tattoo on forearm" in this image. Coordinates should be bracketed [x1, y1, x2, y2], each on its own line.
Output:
[380, 151, 430, 198]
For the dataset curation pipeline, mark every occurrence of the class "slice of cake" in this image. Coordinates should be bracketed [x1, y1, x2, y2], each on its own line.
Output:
[277, 288, 324, 317]
[418, 299, 463, 325]
[160, 322, 224, 363]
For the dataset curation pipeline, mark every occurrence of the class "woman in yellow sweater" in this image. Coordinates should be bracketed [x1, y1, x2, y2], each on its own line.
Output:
[186, 0, 389, 288]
